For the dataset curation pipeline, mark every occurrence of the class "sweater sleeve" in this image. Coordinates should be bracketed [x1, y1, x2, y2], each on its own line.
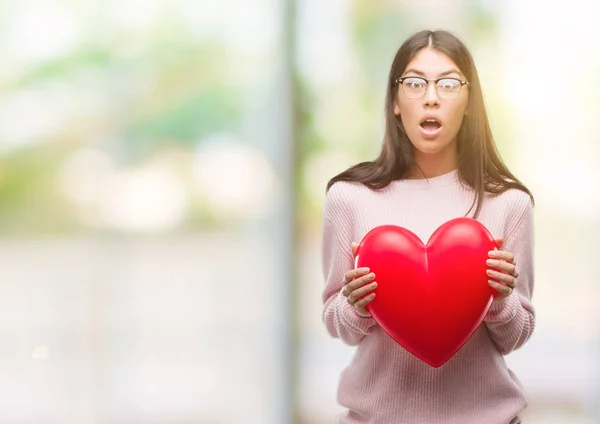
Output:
[483, 192, 536, 355]
[321, 183, 377, 346]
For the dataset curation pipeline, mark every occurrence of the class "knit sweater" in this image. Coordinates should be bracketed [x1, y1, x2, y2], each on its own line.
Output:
[321, 169, 535, 424]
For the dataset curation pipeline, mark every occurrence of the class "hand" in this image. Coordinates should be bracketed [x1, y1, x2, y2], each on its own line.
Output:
[341, 242, 377, 317]
[486, 238, 518, 301]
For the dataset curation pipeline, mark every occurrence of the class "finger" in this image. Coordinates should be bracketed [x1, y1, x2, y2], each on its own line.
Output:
[343, 272, 376, 295]
[486, 269, 516, 288]
[342, 271, 374, 296]
[354, 293, 376, 310]
[488, 280, 512, 296]
[351, 242, 359, 258]
[489, 249, 515, 264]
[343, 267, 370, 285]
[347, 282, 378, 304]
[494, 238, 504, 249]
[486, 259, 516, 276]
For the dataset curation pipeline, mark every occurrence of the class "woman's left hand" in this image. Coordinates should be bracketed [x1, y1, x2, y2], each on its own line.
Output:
[486, 238, 518, 300]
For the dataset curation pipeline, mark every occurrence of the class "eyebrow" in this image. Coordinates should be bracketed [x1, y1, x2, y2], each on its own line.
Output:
[403, 68, 462, 78]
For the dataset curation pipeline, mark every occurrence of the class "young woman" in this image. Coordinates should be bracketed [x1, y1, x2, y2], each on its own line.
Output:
[321, 29, 535, 424]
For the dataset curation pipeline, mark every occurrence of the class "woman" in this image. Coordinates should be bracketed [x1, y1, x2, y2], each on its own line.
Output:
[321, 29, 535, 424]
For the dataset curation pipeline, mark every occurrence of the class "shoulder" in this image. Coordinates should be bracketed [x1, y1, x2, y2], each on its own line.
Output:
[323, 181, 373, 220]
[500, 188, 533, 213]
[489, 188, 534, 236]
[488, 188, 533, 215]
[325, 180, 370, 207]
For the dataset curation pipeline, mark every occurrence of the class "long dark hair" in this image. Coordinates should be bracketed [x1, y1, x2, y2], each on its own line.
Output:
[326, 29, 533, 217]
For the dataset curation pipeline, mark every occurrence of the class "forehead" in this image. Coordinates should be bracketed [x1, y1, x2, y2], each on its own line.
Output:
[404, 48, 462, 77]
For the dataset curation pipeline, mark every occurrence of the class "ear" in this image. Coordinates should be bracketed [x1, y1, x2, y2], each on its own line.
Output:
[393, 101, 400, 116]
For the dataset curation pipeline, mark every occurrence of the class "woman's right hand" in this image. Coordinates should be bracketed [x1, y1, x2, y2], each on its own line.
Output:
[341, 242, 377, 317]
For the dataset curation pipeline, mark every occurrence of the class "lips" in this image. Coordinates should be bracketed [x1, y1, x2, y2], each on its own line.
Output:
[420, 115, 442, 128]
[419, 115, 442, 139]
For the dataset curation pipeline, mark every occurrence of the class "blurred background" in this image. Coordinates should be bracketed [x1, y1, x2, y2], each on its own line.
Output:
[0, 0, 599, 423]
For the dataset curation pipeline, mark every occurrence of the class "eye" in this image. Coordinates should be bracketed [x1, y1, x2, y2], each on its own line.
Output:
[438, 78, 460, 91]
[404, 78, 425, 89]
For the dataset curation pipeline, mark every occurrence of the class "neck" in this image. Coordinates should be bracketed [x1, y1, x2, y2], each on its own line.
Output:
[408, 145, 458, 180]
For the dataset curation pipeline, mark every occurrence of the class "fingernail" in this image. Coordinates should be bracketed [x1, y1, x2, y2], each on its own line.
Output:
[488, 250, 498, 257]
[486, 270, 493, 276]
[488, 280, 494, 285]
[359, 267, 370, 272]
[486, 259, 494, 266]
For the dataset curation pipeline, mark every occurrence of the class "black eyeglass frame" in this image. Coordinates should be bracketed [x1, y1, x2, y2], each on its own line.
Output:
[393, 76, 470, 99]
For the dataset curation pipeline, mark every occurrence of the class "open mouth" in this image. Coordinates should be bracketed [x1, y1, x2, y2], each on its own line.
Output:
[419, 117, 442, 138]
[420, 118, 442, 131]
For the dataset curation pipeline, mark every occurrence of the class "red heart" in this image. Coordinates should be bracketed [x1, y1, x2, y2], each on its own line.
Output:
[355, 217, 497, 368]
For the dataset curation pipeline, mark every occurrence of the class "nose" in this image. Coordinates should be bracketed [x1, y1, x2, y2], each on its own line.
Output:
[423, 81, 440, 107]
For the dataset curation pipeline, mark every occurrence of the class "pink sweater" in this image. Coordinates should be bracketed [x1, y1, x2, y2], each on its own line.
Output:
[321, 169, 535, 424]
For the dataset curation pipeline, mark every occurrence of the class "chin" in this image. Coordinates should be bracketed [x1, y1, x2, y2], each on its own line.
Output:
[413, 140, 452, 155]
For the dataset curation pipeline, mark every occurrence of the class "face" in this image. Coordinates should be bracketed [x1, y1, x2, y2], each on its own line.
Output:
[393, 47, 469, 159]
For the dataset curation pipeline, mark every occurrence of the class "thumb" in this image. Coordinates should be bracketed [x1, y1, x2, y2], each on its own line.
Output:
[351, 242, 359, 258]
[494, 238, 504, 249]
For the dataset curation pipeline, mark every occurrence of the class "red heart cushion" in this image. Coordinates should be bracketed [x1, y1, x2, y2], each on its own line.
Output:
[355, 217, 497, 368]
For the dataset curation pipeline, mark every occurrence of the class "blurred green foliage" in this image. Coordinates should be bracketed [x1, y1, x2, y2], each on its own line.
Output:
[0, 1, 502, 235]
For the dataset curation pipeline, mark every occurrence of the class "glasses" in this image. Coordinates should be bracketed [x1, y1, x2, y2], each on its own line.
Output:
[394, 76, 469, 100]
